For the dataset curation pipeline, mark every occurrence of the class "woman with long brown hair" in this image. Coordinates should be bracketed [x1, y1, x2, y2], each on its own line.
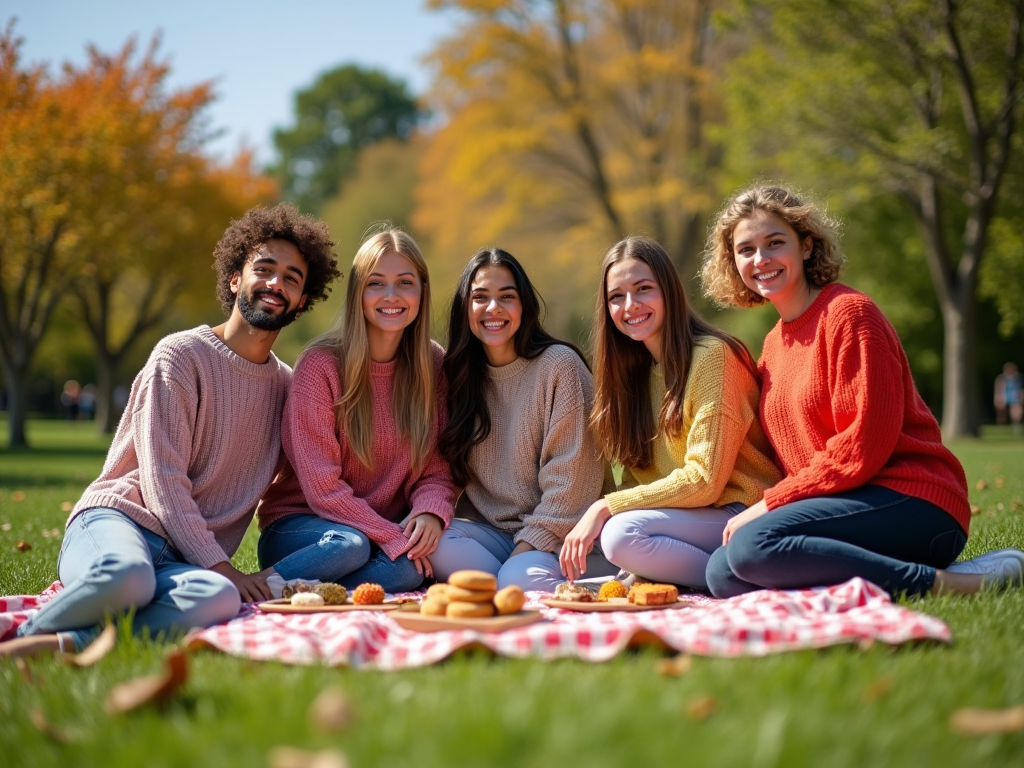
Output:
[559, 236, 780, 589]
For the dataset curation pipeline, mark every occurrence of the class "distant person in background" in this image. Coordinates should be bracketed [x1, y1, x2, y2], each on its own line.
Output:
[994, 362, 1023, 435]
[78, 384, 97, 421]
[0, 204, 340, 659]
[61, 380, 81, 421]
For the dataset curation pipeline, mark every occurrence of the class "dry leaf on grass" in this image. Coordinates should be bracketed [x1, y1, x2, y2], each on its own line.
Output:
[268, 746, 349, 768]
[15, 658, 34, 685]
[862, 677, 893, 702]
[310, 687, 353, 732]
[685, 695, 717, 720]
[15, 541, 32, 552]
[970, 505, 982, 515]
[11, 491, 26, 502]
[975, 479, 988, 491]
[656, 655, 692, 677]
[994, 477, 1005, 488]
[30, 709, 76, 744]
[949, 705, 1024, 734]
[64, 624, 116, 668]
[60, 501, 73, 512]
[106, 649, 188, 714]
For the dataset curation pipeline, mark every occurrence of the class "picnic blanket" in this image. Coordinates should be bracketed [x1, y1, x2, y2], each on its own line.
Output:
[1, 578, 950, 669]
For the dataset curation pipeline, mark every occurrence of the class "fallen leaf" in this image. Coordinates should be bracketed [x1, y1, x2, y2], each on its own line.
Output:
[656, 655, 692, 677]
[1, 523, 11, 531]
[994, 477, 1005, 488]
[863, 677, 892, 702]
[970, 505, 982, 515]
[1014, 500, 1024, 511]
[11, 491, 25, 502]
[106, 649, 188, 714]
[857, 638, 875, 651]
[64, 624, 116, 667]
[685, 695, 717, 720]
[16, 541, 32, 552]
[30, 709, 74, 744]
[60, 501, 73, 512]
[997, 502, 1005, 511]
[310, 686, 353, 732]
[975, 479, 988, 491]
[15, 657, 34, 684]
[950, 705, 1024, 734]
[268, 746, 349, 768]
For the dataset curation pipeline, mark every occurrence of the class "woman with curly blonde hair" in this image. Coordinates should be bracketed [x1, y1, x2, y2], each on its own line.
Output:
[700, 184, 1022, 598]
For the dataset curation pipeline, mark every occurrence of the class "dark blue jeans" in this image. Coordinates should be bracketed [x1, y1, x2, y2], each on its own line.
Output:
[706, 486, 966, 598]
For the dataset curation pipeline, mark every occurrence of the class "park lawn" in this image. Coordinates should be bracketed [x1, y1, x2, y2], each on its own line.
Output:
[1, 420, 1023, 767]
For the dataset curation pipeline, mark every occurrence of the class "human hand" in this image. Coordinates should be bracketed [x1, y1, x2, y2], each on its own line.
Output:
[559, 499, 611, 581]
[722, 499, 770, 546]
[402, 513, 444, 559]
[209, 561, 274, 603]
[411, 554, 434, 578]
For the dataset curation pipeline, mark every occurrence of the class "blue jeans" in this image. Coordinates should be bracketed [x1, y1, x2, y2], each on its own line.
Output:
[705, 486, 967, 598]
[428, 519, 619, 592]
[600, 503, 744, 590]
[17, 507, 240, 649]
[258, 514, 424, 593]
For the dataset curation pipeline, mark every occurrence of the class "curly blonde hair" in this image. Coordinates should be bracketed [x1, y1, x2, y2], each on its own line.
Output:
[701, 185, 845, 308]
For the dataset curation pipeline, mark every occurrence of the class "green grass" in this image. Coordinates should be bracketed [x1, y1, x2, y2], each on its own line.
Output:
[1, 420, 1023, 767]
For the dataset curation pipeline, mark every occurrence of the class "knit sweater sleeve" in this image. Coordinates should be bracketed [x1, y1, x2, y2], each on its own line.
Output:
[515, 353, 603, 553]
[133, 352, 231, 569]
[407, 345, 456, 526]
[604, 342, 754, 513]
[283, 350, 408, 557]
[763, 300, 905, 509]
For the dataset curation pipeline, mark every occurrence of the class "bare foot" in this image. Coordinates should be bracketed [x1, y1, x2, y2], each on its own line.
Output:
[0, 634, 75, 659]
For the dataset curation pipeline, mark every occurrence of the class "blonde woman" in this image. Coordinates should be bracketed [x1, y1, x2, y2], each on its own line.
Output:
[257, 229, 455, 592]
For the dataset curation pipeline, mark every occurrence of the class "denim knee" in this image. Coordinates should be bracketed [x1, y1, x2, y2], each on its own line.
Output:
[387, 557, 426, 593]
[92, 552, 158, 609]
[317, 528, 371, 564]
[599, 514, 637, 565]
[180, 571, 242, 626]
[718, 524, 774, 585]
[705, 545, 742, 598]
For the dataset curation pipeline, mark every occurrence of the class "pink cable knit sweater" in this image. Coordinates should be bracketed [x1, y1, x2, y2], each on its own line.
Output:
[257, 342, 455, 561]
[71, 326, 292, 568]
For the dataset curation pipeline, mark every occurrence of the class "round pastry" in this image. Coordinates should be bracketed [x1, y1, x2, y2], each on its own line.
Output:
[352, 583, 386, 605]
[446, 585, 497, 603]
[312, 583, 348, 605]
[554, 582, 594, 602]
[597, 580, 628, 601]
[290, 592, 325, 607]
[426, 583, 450, 598]
[493, 585, 526, 615]
[448, 570, 498, 592]
[446, 601, 496, 619]
[420, 596, 449, 616]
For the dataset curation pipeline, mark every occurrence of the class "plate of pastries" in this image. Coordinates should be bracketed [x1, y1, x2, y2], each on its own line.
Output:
[258, 582, 410, 613]
[540, 579, 692, 611]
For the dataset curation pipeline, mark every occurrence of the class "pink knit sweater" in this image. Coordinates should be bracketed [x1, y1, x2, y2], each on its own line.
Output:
[257, 342, 455, 560]
[72, 326, 292, 568]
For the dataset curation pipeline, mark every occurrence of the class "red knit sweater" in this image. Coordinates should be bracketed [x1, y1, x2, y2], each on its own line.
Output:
[257, 342, 456, 560]
[759, 283, 970, 533]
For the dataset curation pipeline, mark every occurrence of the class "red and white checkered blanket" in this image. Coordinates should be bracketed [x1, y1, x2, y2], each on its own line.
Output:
[1, 578, 950, 669]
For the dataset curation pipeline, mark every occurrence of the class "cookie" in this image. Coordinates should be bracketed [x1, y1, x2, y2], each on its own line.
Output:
[493, 585, 526, 615]
[420, 596, 449, 616]
[446, 585, 497, 603]
[448, 570, 498, 592]
[446, 601, 496, 619]
[426, 583, 450, 598]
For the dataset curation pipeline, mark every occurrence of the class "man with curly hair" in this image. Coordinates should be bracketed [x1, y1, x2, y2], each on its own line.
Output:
[2, 205, 341, 658]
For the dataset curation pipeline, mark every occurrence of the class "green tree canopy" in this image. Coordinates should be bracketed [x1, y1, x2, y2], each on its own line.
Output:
[271, 64, 423, 213]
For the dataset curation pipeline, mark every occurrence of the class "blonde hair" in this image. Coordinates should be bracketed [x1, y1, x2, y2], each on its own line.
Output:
[305, 228, 435, 472]
[701, 185, 845, 308]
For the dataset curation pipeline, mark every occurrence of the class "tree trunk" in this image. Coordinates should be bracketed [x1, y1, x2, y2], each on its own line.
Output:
[2, 363, 30, 448]
[939, 277, 979, 438]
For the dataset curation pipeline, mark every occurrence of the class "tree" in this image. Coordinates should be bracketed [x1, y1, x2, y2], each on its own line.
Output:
[720, 0, 1024, 437]
[271, 64, 422, 213]
[416, 0, 733, 275]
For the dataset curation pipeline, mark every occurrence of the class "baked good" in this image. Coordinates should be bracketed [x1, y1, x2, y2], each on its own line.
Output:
[448, 570, 498, 591]
[493, 585, 526, 615]
[352, 583, 386, 605]
[426, 583, 450, 598]
[554, 582, 594, 602]
[446, 585, 497, 603]
[597, 580, 628, 601]
[446, 601, 496, 619]
[290, 592, 325, 607]
[312, 583, 348, 605]
[628, 583, 679, 606]
[420, 596, 449, 616]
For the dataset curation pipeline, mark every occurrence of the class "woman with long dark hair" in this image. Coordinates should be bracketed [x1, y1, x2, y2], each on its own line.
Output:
[559, 236, 781, 589]
[429, 248, 617, 590]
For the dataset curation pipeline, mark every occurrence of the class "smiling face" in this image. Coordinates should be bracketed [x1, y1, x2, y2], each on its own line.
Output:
[231, 238, 308, 331]
[605, 258, 666, 362]
[361, 250, 423, 349]
[732, 210, 815, 321]
[468, 264, 522, 367]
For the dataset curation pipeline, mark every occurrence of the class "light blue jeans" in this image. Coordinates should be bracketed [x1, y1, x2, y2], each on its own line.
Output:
[17, 507, 240, 649]
[600, 503, 745, 590]
[258, 513, 424, 593]
[428, 519, 618, 592]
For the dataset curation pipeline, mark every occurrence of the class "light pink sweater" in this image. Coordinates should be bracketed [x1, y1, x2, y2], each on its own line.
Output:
[257, 342, 456, 561]
[71, 326, 292, 568]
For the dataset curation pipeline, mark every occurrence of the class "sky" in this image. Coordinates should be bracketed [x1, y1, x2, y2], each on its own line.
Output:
[3, 0, 462, 163]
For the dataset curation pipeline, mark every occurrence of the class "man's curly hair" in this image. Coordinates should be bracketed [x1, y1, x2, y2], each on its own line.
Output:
[213, 204, 341, 316]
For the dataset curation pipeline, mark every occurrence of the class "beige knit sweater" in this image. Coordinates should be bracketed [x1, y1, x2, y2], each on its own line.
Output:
[456, 344, 603, 553]
[71, 326, 292, 568]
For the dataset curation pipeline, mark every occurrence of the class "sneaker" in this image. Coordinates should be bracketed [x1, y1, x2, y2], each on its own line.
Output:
[946, 549, 1024, 588]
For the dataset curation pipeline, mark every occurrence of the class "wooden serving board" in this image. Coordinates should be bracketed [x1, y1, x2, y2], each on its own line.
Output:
[388, 609, 545, 633]
[257, 599, 401, 614]
[540, 597, 693, 612]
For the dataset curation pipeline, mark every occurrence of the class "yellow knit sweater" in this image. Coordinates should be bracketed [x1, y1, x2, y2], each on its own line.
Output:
[604, 337, 781, 514]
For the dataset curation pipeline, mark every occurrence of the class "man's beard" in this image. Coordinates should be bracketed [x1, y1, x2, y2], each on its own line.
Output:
[237, 288, 301, 331]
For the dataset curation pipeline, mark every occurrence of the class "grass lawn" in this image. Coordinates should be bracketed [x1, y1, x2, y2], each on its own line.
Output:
[1, 419, 1023, 767]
